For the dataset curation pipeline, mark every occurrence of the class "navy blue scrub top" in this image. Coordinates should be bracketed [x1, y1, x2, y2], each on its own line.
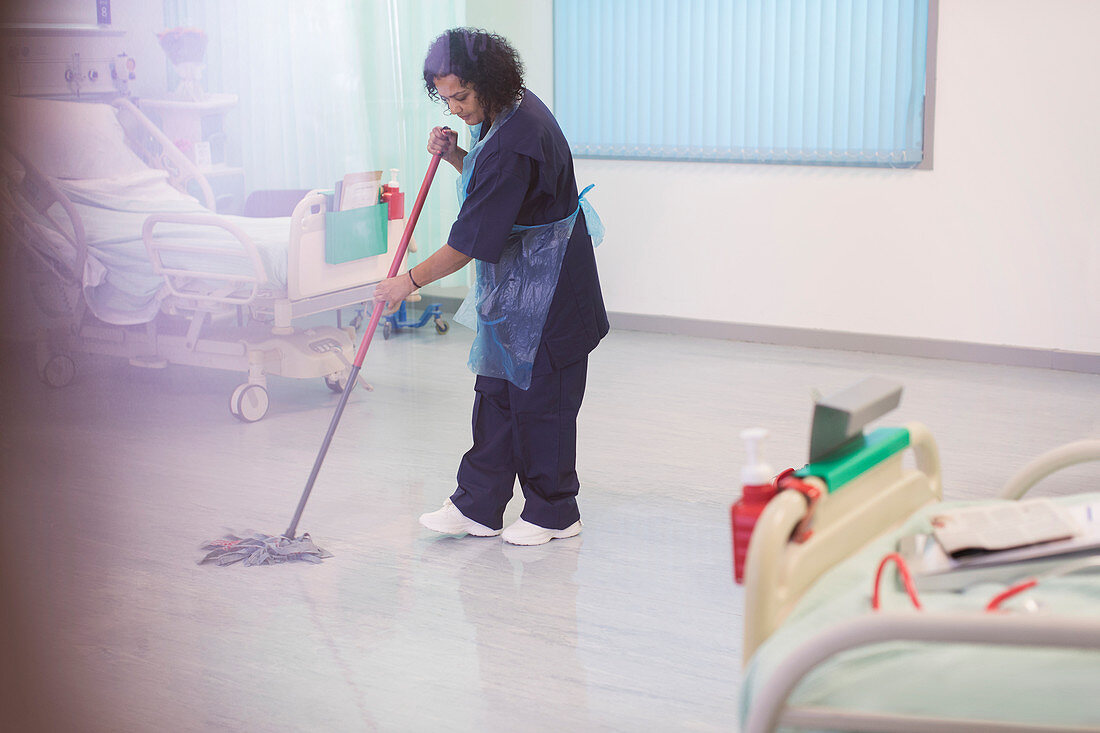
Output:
[448, 91, 609, 375]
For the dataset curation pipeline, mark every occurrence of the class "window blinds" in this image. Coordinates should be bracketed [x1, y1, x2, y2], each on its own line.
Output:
[554, 0, 930, 167]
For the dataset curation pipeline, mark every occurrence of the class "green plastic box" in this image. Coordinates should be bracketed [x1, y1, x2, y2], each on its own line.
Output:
[795, 427, 911, 492]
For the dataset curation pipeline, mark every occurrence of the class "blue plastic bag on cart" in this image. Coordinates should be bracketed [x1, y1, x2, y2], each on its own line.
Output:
[453, 99, 602, 390]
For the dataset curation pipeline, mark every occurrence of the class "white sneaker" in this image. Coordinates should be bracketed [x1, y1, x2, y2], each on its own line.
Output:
[419, 499, 501, 537]
[501, 518, 582, 546]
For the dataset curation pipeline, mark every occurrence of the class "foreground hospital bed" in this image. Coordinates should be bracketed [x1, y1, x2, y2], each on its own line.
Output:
[1, 94, 413, 421]
[736, 380, 1100, 732]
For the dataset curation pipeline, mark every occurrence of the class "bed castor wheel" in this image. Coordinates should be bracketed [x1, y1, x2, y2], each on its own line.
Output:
[38, 353, 75, 388]
[382, 321, 393, 340]
[324, 371, 349, 393]
[230, 383, 269, 422]
[434, 317, 449, 334]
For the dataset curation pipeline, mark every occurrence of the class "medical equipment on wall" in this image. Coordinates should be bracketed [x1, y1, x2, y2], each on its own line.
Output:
[734, 378, 1100, 733]
[0, 27, 418, 422]
[1, 24, 135, 99]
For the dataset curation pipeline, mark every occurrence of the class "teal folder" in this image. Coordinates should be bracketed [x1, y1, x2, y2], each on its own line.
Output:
[324, 203, 388, 265]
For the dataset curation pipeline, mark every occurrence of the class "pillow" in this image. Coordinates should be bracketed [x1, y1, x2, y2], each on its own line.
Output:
[1, 96, 150, 180]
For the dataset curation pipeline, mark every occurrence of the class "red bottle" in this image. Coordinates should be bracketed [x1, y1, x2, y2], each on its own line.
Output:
[381, 168, 404, 220]
[731, 428, 776, 584]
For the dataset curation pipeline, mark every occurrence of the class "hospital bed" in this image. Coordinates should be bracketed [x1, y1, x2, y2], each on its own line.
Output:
[1, 93, 414, 421]
[737, 379, 1100, 732]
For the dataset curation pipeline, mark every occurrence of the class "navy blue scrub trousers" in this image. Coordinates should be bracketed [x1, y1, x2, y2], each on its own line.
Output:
[451, 355, 588, 531]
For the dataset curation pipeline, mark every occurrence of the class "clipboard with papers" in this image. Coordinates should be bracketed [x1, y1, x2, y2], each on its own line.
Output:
[898, 498, 1100, 591]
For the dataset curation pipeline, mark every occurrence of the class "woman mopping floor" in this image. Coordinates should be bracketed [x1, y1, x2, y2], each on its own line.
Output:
[373, 28, 608, 546]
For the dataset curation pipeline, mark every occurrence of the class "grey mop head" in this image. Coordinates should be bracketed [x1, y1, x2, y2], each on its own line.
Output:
[199, 532, 333, 567]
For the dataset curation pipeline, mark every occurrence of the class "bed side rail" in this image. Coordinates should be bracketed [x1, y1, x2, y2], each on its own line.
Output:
[1000, 439, 1100, 500]
[142, 213, 268, 306]
[744, 612, 1100, 733]
[743, 422, 942, 664]
[285, 188, 409, 304]
[0, 132, 87, 282]
[112, 97, 216, 211]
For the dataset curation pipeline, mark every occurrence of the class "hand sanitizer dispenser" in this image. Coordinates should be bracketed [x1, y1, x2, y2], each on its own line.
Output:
[381, 168, 404, 220]
[731, 428, 777, 584]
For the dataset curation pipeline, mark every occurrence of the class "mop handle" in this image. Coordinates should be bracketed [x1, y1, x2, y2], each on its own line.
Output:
[352, 150, 444, 368]
[284, 149, 444, 540]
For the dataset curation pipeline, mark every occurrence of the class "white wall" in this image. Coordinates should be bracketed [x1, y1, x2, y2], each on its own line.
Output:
[466, 0, 553, 108]
[474, 0, 1100, 354]
[110, 0, 168, 98]
[0, 0, 90, 24]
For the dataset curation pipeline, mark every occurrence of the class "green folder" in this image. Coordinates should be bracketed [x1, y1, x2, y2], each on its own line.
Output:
[324, 203, 388, 265]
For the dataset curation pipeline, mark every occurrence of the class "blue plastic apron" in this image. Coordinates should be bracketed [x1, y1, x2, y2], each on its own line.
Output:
[453, 97, 603, 390]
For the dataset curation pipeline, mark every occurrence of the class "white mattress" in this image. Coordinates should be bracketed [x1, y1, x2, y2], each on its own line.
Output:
[53, 170, 292, 325]
[3, 96, 295, 325]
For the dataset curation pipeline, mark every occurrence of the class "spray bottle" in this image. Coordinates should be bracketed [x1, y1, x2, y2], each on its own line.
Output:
[381, 168, 404, 220]
[731, 428, 777, 584]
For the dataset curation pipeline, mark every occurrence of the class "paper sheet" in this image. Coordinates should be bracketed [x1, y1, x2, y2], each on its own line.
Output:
[930, 498, 1079, 557]
[338, 170, 382, 211]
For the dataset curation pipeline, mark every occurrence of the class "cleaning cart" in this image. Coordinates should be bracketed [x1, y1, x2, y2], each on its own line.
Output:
[381, 296, 449, 339]
[351, 295, 449, 340]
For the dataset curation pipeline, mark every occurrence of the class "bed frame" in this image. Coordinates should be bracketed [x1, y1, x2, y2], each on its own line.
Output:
[1, 95, 411, 421]
[743, 421, 943, 664]
[741, 427, 1100, 733]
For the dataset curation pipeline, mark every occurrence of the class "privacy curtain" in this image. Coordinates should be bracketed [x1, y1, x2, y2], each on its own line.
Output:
[161, 0, 466, 282]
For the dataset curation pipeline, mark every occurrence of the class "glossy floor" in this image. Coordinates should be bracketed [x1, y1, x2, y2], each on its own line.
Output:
[2, 320, 1097, 731]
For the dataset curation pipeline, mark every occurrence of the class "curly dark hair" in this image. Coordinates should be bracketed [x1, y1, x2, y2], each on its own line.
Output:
[423, 28, 525, 121]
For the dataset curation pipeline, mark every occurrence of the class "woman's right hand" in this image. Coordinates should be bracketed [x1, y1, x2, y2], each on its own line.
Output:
[428, 127, 463, 171]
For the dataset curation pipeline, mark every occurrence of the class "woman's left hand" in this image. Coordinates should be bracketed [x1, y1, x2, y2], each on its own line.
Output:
[372, 273, 415, 316]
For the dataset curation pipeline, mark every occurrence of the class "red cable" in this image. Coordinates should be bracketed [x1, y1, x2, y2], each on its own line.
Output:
[872, 552, 923, 610]
[985, 579, 1039, 612]
[873, 552, 1040, 613]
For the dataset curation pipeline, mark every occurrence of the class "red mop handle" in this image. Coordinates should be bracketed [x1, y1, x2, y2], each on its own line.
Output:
[352, 151, 444, 367]
[283, 149, 447, 540]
